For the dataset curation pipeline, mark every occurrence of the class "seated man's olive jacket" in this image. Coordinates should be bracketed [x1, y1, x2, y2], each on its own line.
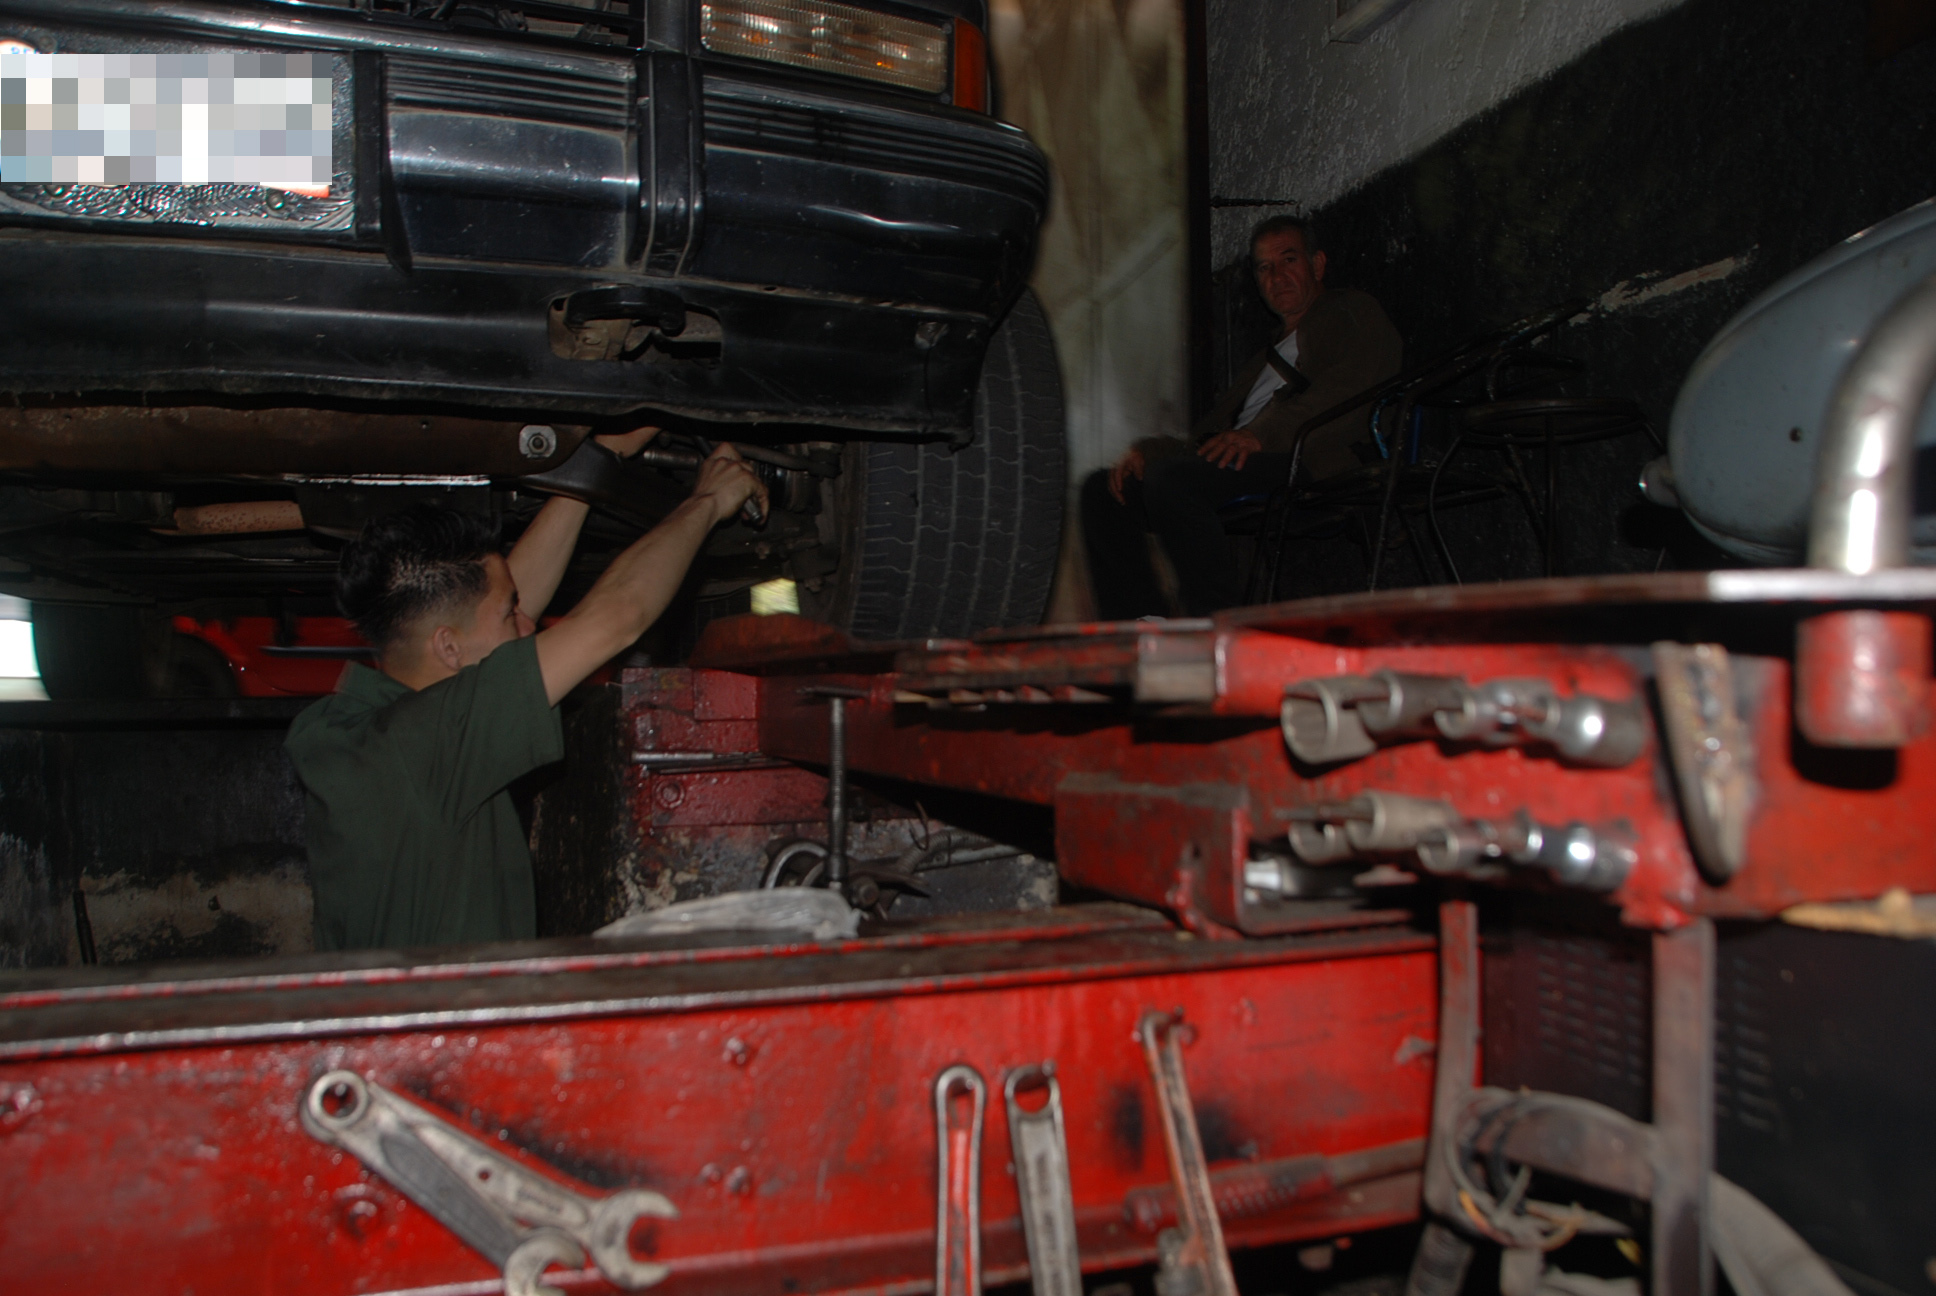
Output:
[1151, 287, 1402, 482]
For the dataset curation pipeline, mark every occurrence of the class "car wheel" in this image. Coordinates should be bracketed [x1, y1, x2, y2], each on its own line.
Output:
[803, 290, 1067, 641]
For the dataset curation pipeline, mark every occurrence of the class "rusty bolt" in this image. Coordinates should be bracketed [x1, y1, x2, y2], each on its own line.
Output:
[518, 425, 559, 459]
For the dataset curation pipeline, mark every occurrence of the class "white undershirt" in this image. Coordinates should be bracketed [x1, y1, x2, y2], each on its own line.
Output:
[1234, 332, 1300, 431]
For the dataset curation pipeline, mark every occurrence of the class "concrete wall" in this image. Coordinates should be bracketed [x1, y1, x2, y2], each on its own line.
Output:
[0, 731, 68, 967]
[992, 0, 1190, 478]
[0, 719, 313, 968]
[990, 0, 1190, 620]
[1206, 0, 1683, 263]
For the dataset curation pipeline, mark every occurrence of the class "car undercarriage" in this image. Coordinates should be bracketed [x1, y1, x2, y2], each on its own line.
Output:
[0, 0, 1067, 682]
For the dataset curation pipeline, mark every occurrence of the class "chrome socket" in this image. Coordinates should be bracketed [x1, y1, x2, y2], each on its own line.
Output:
[1282, 670, 1646, 768]
[1280, 792, 1639, 894]
[1416, 812, 1636, 893]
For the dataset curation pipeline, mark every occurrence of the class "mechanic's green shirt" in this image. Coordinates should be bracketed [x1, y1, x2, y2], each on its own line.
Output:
[284, 635, 563, 951]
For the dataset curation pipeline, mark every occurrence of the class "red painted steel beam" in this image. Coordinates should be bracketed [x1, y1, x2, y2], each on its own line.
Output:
[693, 609, 1936, 928]
[0, 914, 1435, 1295]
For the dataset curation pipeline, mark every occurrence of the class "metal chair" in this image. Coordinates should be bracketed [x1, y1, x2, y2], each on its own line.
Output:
[1243, 298, 1665, 602]
[1426, 397, 1658, 583]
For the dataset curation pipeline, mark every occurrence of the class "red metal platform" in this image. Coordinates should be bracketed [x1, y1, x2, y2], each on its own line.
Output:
[4, 570, 1932, 1296]
[0, 907, 1433, 1294]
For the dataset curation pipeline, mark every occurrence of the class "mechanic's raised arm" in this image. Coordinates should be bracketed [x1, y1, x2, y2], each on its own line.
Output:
[533, 444, 766, 705]
[506, 428, 659, 622]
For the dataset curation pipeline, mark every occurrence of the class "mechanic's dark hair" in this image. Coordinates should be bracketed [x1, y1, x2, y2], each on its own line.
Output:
[336, 505, 502, 650]
[1250, 214, 1319, 257]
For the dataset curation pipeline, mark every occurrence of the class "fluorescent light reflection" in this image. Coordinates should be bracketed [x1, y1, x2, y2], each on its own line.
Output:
[1854, 419, 1888, 478]
[0, 619, 36, 677]
[0, 600, 47, 700]
[1846, 487, 1879, 574]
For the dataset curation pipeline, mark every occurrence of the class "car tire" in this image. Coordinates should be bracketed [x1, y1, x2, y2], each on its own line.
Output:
[152, 632, 242, 699]
[804, 290, 1067, 641]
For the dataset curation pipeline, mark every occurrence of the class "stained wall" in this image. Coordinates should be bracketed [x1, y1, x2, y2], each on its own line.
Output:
[1206, 0, 1683, 263]
[0, 716, 313, 968]
[990, 0, 1191, 619]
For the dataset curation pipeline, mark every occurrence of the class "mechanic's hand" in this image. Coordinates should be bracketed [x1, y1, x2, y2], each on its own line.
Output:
[1197, 429, 1263, 472]
[1108, 447, 1146, 504]
[593, 426, 661, 459]
[691, 442, 767, 525]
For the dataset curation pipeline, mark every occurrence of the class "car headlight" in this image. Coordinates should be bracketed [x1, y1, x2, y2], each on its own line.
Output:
[699, 0, 953, 97]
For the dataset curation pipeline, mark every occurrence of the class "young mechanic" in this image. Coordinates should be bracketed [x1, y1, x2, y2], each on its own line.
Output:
[285, 432, 766, 951]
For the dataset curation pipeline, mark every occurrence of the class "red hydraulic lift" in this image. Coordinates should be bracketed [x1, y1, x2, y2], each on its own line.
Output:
[2, 555, 1931, 1296]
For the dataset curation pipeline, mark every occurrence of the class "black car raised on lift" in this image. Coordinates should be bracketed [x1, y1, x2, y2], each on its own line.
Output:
[0, 0, 1064, 695]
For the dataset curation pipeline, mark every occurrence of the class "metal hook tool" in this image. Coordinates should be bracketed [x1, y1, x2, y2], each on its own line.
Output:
[934, 1064, 987, 1296]
[1138, 1011, 1239, 1296]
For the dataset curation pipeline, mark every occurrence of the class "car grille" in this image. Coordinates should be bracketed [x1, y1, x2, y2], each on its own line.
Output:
[386, 54, 632, 129]
[703, 80, 1048, 207]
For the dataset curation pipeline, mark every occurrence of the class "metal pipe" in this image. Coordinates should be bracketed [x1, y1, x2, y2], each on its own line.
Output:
[1796, 270, 1936, 747]
[632, 447, 706, 471]
[1366, 396, 1414, 591]
[0, 405, 588, 476]
[1544, 411, 1558, 577]
[72, 889, 96, 966]
[166, 501, 305, 535]
[760, 839, 829, 888]
[1807, 269, 1936, 573]
[827, 697, 849, 888]
[797, 684, 866, 888]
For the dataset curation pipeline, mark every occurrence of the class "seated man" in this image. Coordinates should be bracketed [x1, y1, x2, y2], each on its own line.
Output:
[1082, 216, 1402, 617]
[285, 432, 765, 951]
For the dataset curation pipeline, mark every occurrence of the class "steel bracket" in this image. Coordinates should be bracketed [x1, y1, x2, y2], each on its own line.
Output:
[1410, 904, 1715, 1296]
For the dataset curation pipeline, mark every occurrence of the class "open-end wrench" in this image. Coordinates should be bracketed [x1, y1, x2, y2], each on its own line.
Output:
[522, 436, 767, 528]
[1005, 1063, 1083, 1296]
[634, 446, 767, 527]
[302, 1070, 676, 1295]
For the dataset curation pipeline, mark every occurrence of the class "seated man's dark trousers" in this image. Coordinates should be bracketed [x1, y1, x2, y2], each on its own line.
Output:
[1081, 449, 1292, 619]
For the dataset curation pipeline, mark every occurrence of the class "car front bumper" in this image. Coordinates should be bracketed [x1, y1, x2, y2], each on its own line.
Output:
[0, 0, 1048, 435]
